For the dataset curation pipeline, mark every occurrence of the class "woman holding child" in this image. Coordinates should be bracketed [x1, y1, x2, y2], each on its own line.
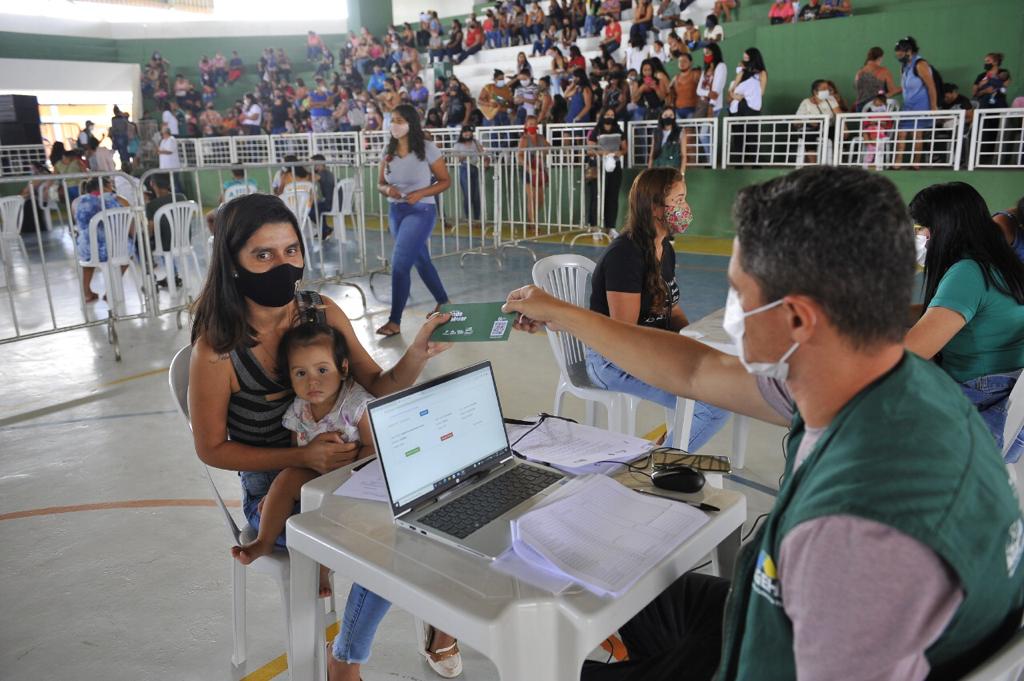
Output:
[188, 194, 464, 679]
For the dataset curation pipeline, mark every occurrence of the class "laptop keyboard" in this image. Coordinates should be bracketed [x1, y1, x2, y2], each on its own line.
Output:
[418, 465, 564, 539]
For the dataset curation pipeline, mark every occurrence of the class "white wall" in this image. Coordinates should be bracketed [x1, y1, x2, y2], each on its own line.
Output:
[388, 0, 474, 26]
[0, 58, 142, 120]
[0, 13, 347, 40]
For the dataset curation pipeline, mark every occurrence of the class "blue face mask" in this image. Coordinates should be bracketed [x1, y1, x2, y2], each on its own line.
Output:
[721, 287, 799, 381]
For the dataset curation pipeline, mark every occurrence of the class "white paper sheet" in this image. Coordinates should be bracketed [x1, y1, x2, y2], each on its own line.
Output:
[332, 458, 388, 502]
[506, 418, 653, 475]
[510, 475, 709, 597]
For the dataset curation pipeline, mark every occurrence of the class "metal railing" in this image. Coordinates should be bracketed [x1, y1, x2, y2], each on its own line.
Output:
[834, 110, 966, 170]
[0, 145, 48, 177]
[968, 108, 1024, 170]
[721, 115, 829, 169]
[629, 118, 720, 169]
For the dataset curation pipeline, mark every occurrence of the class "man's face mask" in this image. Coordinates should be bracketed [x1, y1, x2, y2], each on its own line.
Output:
[722, 288, 800, 381]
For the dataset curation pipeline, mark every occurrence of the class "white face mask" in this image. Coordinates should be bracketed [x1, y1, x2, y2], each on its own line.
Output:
[722, 287, 800, 381]
[914, 234, 928, 267]
[817, 89, 831, 100]
[497, 79, 506, 87]
[390, 122, 409, 138]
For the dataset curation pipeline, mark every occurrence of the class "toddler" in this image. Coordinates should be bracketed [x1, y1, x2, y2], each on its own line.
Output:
[231, 322, 374, 597]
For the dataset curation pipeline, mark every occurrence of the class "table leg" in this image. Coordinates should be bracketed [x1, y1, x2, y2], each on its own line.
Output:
[715, 526, 742, 580]
[288, 548, 321, 681]
[490, 623, 586, 681]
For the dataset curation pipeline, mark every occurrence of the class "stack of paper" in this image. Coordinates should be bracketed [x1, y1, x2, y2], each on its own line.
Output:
[506, 418, 654, 475]
[333, 458, 388, 502]
[508, 475, 709, 597]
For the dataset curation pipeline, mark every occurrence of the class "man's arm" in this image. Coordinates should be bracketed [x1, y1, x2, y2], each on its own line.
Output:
[504, 285, 785, 424]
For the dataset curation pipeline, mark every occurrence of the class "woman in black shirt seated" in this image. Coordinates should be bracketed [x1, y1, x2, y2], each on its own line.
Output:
[585, 167, 728, 450]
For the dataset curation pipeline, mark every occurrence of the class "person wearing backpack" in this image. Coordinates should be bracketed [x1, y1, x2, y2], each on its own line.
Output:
[893, 36, 939, 169]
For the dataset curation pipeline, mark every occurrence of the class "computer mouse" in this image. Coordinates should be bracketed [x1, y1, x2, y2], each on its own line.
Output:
[651, 467, 706, 494]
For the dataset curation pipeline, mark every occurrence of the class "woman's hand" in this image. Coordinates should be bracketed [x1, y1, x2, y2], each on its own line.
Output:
[380, 184, 402, 199]
[303, 432, 361, 473]
[502, 285, 564, 333]
[405, 189, 426, 204]
[407, 311, 454, 362]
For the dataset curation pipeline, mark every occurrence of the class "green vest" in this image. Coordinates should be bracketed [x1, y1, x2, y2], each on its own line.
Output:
[716, 353, 1024, 681]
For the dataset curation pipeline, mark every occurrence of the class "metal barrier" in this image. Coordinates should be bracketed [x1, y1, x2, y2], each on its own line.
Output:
[546, 122, 594, 149]
[0, 170, 152, 360]
[721, 115, 829, 169]
[968, 108, 1024, 170]
[834, 110, 966, 170]
[1, 145, 48, 177]
[628, 118, 721, 169]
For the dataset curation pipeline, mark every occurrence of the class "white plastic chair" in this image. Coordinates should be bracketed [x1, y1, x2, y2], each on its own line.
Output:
[167, 346, 334, 668]
[320, 178, 358, 245]
[281, 180, 318, 273]
[533, 254, 637, 432]
[961, 627, 1024, 681]
[0, 196, 28, 265]
[1003, 377, 1024, 462]
[152, 200, 203, 299]
[79, 206, 144, 316]
[223, 182, 258, 202]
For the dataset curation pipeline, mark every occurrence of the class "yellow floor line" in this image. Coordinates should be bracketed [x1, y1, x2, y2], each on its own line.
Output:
[101, 366, 170, 387]
[240, 621, 340, 681]
[239, 428, 669, 680]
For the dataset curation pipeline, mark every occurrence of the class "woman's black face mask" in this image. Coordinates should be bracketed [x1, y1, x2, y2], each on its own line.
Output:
[234, 263, 304, 307]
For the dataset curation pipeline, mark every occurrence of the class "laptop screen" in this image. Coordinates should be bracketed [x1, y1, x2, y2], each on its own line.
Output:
[368, 361, 511, 516]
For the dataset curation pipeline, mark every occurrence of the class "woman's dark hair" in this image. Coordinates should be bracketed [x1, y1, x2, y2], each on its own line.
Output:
[623, 167, 682, 314]
[572, 67, 590, 89]
[190, 194, 305, 353]
[1017, 195, 1024, 223]
[592, 105, 622, 138]
[865, 46, 884, 64]
[569, 45, 582, 59]
[703, 43, 723, 71]
[50, 142, 66, 166]
[276, 322, 350, 387]
[810, 78, 827, 94]
[743, 48, 767, 75]
[648, 57, 668, 77]
[911, 183, 1024, 309]
[705, 13, 718, 26]
[385, 103, 427, 161]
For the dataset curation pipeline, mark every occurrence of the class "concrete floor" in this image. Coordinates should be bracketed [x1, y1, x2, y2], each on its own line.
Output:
[0, 232, 785, 681]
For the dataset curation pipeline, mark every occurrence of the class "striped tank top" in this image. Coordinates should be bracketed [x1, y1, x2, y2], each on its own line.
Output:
[228, 344, 294, 500]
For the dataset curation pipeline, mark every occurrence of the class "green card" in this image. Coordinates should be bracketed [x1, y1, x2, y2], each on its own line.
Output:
[430, 302, 516, 342]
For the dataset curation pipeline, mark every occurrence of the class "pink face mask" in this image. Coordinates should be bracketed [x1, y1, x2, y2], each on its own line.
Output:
[664, 203, 693, 234]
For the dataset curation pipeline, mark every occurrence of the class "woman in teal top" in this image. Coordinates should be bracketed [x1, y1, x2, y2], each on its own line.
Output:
[905, 182, 1024, 462]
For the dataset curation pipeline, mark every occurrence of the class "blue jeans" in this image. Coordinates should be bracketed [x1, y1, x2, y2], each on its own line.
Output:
[458, 164, 482, 220]
[484, 111, 510, 127]
[585, 348, 729, 451]
[331, 584, 392, 664]
[676, 107, 696, 119]
[388, 201, 448, 325]
[959, 370, 1024, 463]
[584, 14, 602, 36]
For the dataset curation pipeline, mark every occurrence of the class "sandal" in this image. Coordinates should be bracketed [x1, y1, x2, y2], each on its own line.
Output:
[420, 624, 463, 678]
[426, 303, 445, 319]
[375, 322, 401, 337]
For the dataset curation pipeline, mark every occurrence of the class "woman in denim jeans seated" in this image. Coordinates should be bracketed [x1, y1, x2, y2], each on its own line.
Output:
[375, 104, 452, 338]
[187, 193, 462, 681]
[585, 168, 729, 450]
[905, 182, 1024, 461]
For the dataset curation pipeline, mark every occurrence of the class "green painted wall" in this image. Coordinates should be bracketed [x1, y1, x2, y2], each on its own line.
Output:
[0, 31, 118, 62]
[347, 0, 393, 38]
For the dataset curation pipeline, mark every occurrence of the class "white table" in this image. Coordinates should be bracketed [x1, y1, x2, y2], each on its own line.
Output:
[288, 462, 746, 681]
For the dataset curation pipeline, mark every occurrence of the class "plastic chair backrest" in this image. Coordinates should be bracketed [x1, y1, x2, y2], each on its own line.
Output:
[1004, 377, 1024, 459]
[282, 181, 315, 220]
[153, 200, 199, 254]
[168, 345, 244, 544]
[0, 196, 24, 238]
[223, 182, 257, 202]
[961, 627, 1024, 681]
[87, 206, 136, 264]
[532, 254, 597, 386]
[331, 178, 356, 215]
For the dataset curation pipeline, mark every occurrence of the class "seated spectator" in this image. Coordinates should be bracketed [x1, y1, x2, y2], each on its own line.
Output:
[198, 102, 223, 136]
[713, 0, 736, 21]
[651, 39, 671, 65]
[854, 46, 897, 111]
[796, 79, 842, 163]
[631, 58, 670, 121]
[220, 167, 259, 202]
[819, 0, 852, 17]
[241, 94, 263, 135]
[630, 0, 654, 44]
[145, 173, 187, 269]
[702, 14, 724, 46]
[534, 23, 558, 56]
[514, 69, 540, 124]
[225, 51, 242, 85]
[654, 0, 681, 30]
[409, 76, 430, 116]
[76, 177, 131, 302]
[666, 32, 688, 60]
[681, 19, 701, 49]
[568, 45, 587, 71]
[480, 70, 514, 126]
[798, 0, 822, 20]
[307, 30, 324, 62]
[565, 67, 596, 123]
[600, 15, 622, 59]
[672, 53, 701, 118]
[483, 10, 502, 48]
[506, 166, 1024, 681]
[597, 0, 621, 24]
[625, 34, 650, 74]
[526, 2, 546, 41]
[309, 154, 336, 237]
[173, 73, 192, 106]
[367, 64, 387, 95]
[425, 107, 444, 129]
[309, 81, 335, 133]
[769, 0, 795, 24]
[993, 195, 1024, 262]
[445, 80, 475, 128]
[905, 182, 1024, 462]
[536, 76, 555, 123]
[602, 73, 630, 121]
[559, 16, 579, 52]
[87, 138, 116, 172]
[516, 51, 533, 78]
[276, 49, 292, 82]
[428, 28, 445, 64]
[825, 80, 850, 112]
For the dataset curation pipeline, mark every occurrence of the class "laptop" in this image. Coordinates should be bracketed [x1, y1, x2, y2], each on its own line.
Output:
[597, 133, 622, 152]
[368, 361, 566, 560]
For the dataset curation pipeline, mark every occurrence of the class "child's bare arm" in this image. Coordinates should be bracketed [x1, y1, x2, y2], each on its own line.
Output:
[355, 411, 376, 459]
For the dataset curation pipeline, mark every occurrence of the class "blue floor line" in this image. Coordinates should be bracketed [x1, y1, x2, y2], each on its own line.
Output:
[726, 473, 779, 498]
[1, 409, 179, 431]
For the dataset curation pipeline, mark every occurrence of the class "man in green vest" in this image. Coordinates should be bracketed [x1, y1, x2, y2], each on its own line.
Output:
[504, 166, 1024, 680]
